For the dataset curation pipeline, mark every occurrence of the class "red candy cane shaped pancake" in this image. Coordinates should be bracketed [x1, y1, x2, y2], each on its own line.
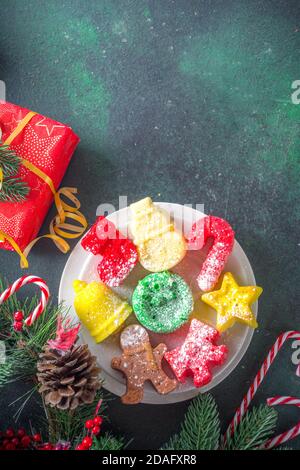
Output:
[187, 216, 235, 292]
[0, 275, 49, 326]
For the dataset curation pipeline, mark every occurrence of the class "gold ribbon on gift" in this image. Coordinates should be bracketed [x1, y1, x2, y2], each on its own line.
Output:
[0, 111, 87, 268]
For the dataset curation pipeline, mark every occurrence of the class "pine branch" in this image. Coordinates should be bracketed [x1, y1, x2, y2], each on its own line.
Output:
[0, 290, 63, 388]
[223, 405, 278, 450]
[44, 390, 104, 444]
[92, 433, 124, 451]
[0, 143, 29, 202]
[161, 432, 183, 450]
[162, 394, 221, 450]
[0, 177, 29, 202]
[0, 360, 15, 387]
[0, 144, 21, 177]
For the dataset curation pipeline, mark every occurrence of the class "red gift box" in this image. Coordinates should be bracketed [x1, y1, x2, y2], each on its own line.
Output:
[0, 101, 86, 265]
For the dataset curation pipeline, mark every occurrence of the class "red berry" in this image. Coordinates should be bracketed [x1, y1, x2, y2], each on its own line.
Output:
[33, 433, 42, 442]
[92, 425, 100, 435]
[6, 428, 14, 438]
[17, 428, 26, 438]
[13, 321, 23, 332]
[85, 419, 94, 429]
[75, 444, 85, 450]
[81, 436, 93, 449]
[5, 442, 16, 450]
[14, 311, 24, 321]
[21, 435, 31, 448]
[39, 443, 53, 451]
[93, 416, 103, 426]
[3, 439, 9, 446]
[11, 437, 19, 446]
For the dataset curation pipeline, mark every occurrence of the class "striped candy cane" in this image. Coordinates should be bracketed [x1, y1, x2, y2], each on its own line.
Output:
[224, 331, 300, 444]
[0, 275, 49, 326]
[262, 396, 300, 449]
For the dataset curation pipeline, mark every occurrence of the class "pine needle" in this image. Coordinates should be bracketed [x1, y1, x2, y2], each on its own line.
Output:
[0, 177, 29, 202]
[0, 144, 21, 177]
[0, 360, 15, 387]
[44, 390, 105, 443]
[223, 404, 278, 450]
[0, 143, 29, 202]
[92, 433, 124, 451]
[12, 387, 37, 422]
[162, 394, 220, 450]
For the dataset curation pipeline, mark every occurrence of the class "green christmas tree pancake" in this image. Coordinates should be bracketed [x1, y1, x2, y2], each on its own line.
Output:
[132, 271, 193, 333]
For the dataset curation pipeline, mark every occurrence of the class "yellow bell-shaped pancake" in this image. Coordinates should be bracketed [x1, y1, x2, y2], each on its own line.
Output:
[73, 280, 132, 343]
[130, 197, 186, 272]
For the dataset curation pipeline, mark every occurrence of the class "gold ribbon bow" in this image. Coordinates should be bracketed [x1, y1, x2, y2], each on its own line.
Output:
[0, 111, 87, 267]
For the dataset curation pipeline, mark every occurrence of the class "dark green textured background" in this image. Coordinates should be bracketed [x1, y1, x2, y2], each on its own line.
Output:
[0, 0, 300, 449]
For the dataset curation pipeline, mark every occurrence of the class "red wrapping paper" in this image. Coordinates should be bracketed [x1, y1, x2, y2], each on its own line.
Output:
[0, 101, 79, 251]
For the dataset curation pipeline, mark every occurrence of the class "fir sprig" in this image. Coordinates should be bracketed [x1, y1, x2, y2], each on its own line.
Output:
[0, 144, 22, 177]
[0, 143, 29, 202]
[92, 433, 124, 450]
[44, 390, 104, 444]
[42, 395, 126, 451]
[0, 177, 30, 202]
[0, 360, 15, 387]
[162, 395, 281, 451]
[162, 394, 220, 450]
[0, 298, 61, 387]
[223, 404, 278, 450]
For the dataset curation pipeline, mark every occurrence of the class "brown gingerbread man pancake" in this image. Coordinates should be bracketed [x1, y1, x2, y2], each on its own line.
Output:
[111, 324, 177, 404]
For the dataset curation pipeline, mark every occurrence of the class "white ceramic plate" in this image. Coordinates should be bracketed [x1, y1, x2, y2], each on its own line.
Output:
[58, 203, 258, 404]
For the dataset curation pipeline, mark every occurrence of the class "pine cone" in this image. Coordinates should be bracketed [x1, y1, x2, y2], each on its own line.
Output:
[37, 343, 101, 410]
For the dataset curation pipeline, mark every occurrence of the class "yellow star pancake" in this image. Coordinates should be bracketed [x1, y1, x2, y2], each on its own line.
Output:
[201, 272, 262, 333]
